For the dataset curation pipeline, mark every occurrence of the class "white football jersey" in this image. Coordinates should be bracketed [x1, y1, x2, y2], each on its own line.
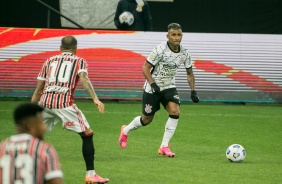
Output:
[144, 41, 192, 93]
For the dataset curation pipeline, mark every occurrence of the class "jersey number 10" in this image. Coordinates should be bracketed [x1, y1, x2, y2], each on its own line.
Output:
[49, 61, 73, 83]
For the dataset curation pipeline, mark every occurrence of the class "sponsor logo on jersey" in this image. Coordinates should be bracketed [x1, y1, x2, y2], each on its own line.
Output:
[144, 104, 152, 113]
[158, 64, 178, 77]
[64, 121, 75, 127]
[45, 85, 69, 93]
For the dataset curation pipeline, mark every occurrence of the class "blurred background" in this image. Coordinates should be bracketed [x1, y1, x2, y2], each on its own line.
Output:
[0, 0, 282, 103]
[1, 0, 282, 33]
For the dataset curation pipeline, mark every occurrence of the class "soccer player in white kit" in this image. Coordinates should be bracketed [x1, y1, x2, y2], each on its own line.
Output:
[31, 36, 109, 183]
[119, 23, 199, 157]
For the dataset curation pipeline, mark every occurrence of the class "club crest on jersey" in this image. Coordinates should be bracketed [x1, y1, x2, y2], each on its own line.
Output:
[177, 55, 186, 65]
[145, 104, 152, 113]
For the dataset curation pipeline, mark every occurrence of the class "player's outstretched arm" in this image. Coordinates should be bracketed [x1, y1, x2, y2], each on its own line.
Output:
[31, 80, 45, 103]
[79, 72, 104, 113]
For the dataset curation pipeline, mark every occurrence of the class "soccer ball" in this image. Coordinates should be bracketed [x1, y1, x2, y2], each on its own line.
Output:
[226, 144, 246, 162]
[119, 11, 134, 26]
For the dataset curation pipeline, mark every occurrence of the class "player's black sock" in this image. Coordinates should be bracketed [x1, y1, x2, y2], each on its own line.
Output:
[81, 132, 95, 170]
[169, 114, 179, 119]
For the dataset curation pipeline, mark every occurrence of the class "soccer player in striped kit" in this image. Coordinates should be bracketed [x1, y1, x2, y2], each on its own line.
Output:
[31, 36, 109, 183]
[0, 103, 63, 184]
[119, 23, 199, 157]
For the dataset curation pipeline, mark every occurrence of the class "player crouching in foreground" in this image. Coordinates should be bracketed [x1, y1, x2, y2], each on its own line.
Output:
[119, 23, 199, 157]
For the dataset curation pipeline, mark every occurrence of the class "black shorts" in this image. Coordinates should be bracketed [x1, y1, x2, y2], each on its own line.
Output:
[142, 88, 180, 116]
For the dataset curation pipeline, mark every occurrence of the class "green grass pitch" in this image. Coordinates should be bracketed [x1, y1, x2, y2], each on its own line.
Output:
[0, 100, 281, 184]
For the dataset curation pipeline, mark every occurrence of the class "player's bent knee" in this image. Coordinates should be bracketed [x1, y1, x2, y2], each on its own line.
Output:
[80, 128, 93, 137]
[169, 110, 180, 116]
[141, 116, 153, 125]
[141, 118, 152, 125]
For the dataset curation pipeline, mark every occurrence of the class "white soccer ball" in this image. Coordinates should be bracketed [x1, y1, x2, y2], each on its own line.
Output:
[119, 11, 134, 26]
[226, 144, 246, 162]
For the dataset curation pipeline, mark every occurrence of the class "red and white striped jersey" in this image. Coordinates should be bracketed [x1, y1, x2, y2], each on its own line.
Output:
[0, 133, 63, 184]
[37, 52, 88, 109]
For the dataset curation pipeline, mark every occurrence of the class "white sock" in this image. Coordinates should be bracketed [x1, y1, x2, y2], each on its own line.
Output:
[161, 117, 178, 147]
[123, 116, 143, 135]
[86, 170, 96, 176]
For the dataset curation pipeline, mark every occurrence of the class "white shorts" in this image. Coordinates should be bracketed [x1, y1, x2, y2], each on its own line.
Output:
[42, 104, 90, 133]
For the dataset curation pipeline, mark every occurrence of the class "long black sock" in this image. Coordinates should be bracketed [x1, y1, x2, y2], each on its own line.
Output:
[81, 133, 95, 170]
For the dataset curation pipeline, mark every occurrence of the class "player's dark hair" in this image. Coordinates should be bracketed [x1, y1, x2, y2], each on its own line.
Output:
[167, 23, 182, 31]
[61, 36, 77, 50]
[13, 103, 44, 125]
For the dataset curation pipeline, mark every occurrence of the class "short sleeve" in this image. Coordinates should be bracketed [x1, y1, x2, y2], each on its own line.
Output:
[44, 144, 63, 181]
[184, 51, 192, 68]
[146, 47, 161, 66]
[37, 60, 49, 81]
[77, 58, 88, 74]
